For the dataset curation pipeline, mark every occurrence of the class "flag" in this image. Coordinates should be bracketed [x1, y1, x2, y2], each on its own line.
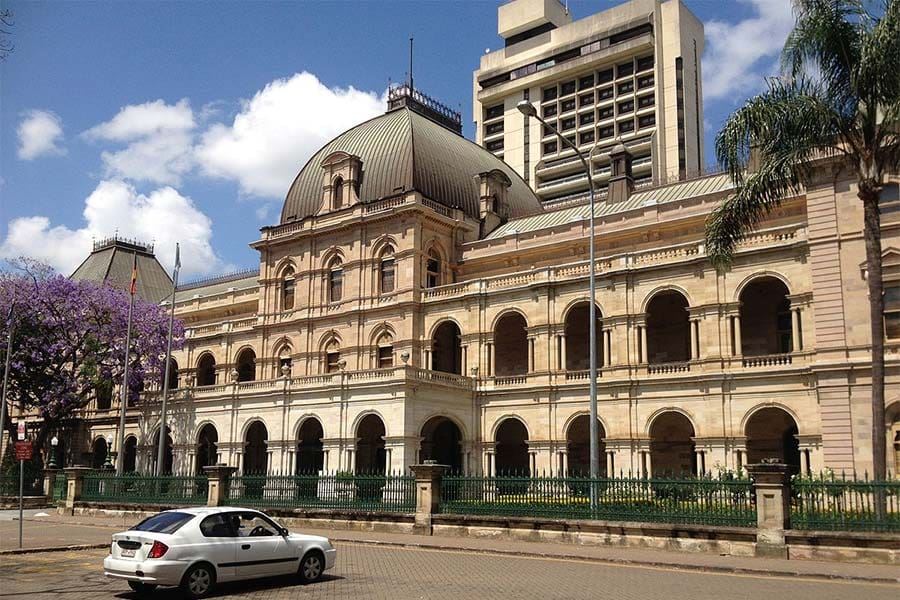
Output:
[129, 254, 138, 296]
[174, 242, 181, 271]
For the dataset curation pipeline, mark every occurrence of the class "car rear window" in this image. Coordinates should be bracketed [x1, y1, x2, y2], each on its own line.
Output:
[132, 511, 194, 534]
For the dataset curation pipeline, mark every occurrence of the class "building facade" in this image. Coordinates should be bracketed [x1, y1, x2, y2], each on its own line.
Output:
[71, 82, 900, 480]
[474, 0, 704, 205]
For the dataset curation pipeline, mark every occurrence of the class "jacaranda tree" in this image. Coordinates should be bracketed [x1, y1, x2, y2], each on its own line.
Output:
[0, 259, 183, 462]
[706, 0, 899, 479]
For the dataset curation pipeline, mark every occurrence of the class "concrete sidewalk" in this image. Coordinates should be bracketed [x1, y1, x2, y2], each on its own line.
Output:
[2, 512, 898, 584]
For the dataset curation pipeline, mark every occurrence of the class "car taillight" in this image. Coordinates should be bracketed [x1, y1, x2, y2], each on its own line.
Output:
[147, 541, 169, 559]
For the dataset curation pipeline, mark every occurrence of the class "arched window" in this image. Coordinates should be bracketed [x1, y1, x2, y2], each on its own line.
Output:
[235, 348, 256, 382]
[646, 291, 691, 364]
[165, 358, 179, 390]
[426, 249, 441, 288]
[432, 321, 462, 374]
[379, 247, 396, 294]
[123, 436, 137, 473]
[196, 354, 216, 387]
[277, 345, 292, 378]
[325, 340, 341, 373]
[494, 313, 528, 376]
[376, 333, 393, 369]
[739, 277, 793, 355]
[196, 424, 218, 474]
[328, 259, 343, 302]
[95, 380, 113, 411]
[332, 177, 344, 210]
[282, 267, 295, 311]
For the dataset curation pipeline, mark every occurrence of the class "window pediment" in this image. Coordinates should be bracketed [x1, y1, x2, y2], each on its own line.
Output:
[320, 152, 362, 214]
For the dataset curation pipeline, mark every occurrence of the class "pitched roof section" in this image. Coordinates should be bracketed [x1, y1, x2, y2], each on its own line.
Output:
[281, 107, 542, 223]
[70, 238, 173, 303]
[485, 172, 734, 239]
[174, 271, 259, 303]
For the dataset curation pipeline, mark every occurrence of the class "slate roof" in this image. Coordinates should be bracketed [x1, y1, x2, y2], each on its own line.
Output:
[485, 172, 734, 239]
[281, 107, 543, 223]
[70, 238, 173, 303]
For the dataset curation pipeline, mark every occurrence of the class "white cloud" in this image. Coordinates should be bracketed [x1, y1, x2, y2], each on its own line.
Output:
[17, 110, 66, 160]
[195, 72, 384, 198]
[83, 99, 196, 185]
[0, 180, 222, 277]
[703, 0, 795, 101]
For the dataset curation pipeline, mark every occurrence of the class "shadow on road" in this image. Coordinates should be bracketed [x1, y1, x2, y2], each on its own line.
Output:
[110, 574, 344, 598]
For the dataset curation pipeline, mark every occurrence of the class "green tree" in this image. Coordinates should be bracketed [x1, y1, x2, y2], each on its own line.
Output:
[706, 0, 899, 480]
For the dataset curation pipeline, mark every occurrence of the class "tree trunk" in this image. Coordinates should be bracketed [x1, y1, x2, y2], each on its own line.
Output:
[861, 190, 887, 485]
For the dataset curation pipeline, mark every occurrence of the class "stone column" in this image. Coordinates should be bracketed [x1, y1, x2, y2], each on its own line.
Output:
[604, 329, 612, 367]
[410, 463, 448, 535]
[527, 338, 535, 373]
[640, 326, 648, 364]
[43, 468, 60, 498]
[733, 316, 743, 356]
[747, 461, 792, 558]
[559, 450, 568, 476]
[487, 343, 495, 377]
[461, 345, 468, 375]
[791, 308, 801, 351]
[61, 467, 92, 516]
[559, 335, 567, 371]
[203, 464, 238, 507]
[606, 451, 616, 476]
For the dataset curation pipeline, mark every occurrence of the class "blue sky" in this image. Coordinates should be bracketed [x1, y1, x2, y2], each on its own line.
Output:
[0, 0, 795, 281]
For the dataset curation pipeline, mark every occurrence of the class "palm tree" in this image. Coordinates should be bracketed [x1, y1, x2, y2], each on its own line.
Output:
[706, 0, 899, 480]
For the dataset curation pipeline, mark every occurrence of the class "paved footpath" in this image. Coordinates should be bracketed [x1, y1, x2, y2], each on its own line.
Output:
[1, 512, 898, 587]
[1, 544, 898, 600]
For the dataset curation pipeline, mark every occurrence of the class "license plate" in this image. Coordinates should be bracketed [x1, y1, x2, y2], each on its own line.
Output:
[121, 548, 136, 558]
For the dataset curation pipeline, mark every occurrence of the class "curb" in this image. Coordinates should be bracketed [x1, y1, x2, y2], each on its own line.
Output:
[0, 543, 109, 556]
[326, 536, 900, 585]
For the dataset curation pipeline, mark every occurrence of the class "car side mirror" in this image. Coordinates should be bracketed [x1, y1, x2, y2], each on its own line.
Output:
[279, 527, 289, 536]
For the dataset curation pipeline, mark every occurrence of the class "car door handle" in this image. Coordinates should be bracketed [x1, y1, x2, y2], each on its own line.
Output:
[241, 544, 251, 550]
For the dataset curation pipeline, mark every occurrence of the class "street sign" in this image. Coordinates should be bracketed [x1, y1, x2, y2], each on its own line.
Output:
[16, 421, 25, 441]
[14, 440, 32, 461]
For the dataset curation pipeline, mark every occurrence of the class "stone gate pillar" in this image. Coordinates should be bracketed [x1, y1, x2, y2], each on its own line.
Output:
[410, 463, 448, 535]
[747, 461, 792, 558]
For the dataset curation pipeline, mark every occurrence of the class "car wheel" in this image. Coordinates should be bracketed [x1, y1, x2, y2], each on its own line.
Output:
[298, 551, 324, 584]
[181, 563, 216, 599]
[127, 581, 157, 594]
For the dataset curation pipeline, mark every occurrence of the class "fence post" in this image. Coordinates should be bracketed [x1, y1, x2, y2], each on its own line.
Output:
[409, 463, 448, 535]
[43, 467, 59, 498]
[61, 467, 92, 516]
[203, 464, 237, 507]
[747, 461, 792, 558]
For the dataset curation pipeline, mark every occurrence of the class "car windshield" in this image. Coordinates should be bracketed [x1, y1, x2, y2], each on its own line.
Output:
[132, 511, 194, 534]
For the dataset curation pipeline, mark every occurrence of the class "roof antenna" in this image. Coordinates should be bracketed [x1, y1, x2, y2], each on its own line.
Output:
[409, 35, 414, 92]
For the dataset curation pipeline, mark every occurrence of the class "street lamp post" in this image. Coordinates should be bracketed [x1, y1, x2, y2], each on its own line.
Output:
[48, 435, 59, 469]
[517, 100, 601, 493]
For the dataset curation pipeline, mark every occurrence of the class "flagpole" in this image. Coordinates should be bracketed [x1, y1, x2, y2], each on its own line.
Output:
[156, 243, 180, 476]
[115, 252, 138, 475]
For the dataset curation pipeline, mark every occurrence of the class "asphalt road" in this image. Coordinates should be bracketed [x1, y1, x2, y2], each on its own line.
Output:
[1, 544, 898, 600]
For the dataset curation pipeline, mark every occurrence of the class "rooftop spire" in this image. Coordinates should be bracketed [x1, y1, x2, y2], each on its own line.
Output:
[409, 35, 414, 92]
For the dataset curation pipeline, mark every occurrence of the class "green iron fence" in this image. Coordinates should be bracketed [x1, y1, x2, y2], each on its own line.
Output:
[81, 472, 208, 506]
[0, 474, 43, 496]
[792, 474, 900, 532]
[440, 473, 757, 527]
[51, 474, 67, 502]
[226, 471, 415, 513]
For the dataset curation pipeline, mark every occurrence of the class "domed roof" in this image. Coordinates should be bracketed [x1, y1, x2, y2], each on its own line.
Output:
[280, 107, 542, 224]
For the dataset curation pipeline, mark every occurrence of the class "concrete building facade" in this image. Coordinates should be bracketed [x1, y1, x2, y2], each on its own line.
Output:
[474, 0, 705, 206]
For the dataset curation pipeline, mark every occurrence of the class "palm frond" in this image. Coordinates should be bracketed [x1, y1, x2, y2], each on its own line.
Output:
[708, 79, 843, 269]
[782, 0, 865, 110]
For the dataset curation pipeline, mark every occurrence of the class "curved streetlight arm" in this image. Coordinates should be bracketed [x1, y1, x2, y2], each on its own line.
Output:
[519, 101, 601, 488]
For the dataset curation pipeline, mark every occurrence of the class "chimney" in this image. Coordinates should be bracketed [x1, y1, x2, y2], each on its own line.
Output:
[607, 142, 634, 204]
[476, 169, 512, 237]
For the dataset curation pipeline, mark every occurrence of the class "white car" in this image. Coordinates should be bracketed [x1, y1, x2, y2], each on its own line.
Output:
[103, 507, 336, 598]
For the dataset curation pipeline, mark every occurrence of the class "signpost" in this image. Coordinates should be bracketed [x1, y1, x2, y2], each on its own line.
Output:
[15, 422, 29, 549]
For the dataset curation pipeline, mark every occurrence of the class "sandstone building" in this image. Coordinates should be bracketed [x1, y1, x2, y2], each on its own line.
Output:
[474, 0, 704, 204]
[69, 0, 899, 479]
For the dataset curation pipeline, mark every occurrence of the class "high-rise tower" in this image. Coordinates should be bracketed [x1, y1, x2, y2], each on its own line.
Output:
[474, 0, 705, 206]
